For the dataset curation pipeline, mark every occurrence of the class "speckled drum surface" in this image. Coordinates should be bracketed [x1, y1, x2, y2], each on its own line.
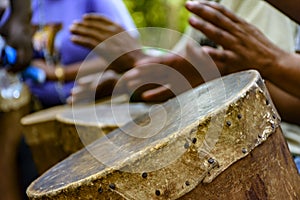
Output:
[27, 70, 300, 199]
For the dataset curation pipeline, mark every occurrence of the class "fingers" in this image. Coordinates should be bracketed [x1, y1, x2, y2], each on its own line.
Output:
[188, 16, 237, 50]
[186, 1, 245, 50]
[70, 14, 126, 50]
[122, 64, 168, 101]
[94, 77, 118, 99]
[202, 46, 253, 75]
[70, 70, 121, 104]
[82, 14, 117, 26]
[76, 73, 99, 86]
[70, 14, 124, 39]
[70, 20, 118, 36]
[123, 64, 169, 91]
[134, 56, 163, 67]
[199, 1, 264, 44]
[202, 46, 237, 66]
[71, 14, 119, 32]
[122, 68, 149, 92]
[70, 35, 99, 49]
[186, 1, 239, 32]
[70, 22, 105, 44]
[198, 1, 241, 23]
[68, 85, 93, 104]
[141, 85, 174, 102]
[201, 46, 235, 75]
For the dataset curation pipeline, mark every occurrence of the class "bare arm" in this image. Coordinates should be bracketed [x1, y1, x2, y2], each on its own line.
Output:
[186, 1, 300, 99]
[266, 0, 300, 24]
[33, 57, 108, 81]
[0, 0, 33, 70]
[266, 81, 300, 126]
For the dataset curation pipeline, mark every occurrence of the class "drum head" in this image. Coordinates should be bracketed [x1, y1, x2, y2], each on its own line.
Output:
[27, 70, 279, 199]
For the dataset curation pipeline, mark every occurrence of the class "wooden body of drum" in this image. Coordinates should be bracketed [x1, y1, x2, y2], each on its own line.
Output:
[21, 104, 72, 174]
[55, 103, 151, 159]
[22, 102, 150, 174]
[27, 70, 300, 199]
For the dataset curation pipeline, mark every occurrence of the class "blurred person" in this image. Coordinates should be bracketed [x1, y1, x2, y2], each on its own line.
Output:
[70, 0, 300, 172]
[0, 0, 32, 69]
[68, 13, 144, 103]
[69, 0, 297, 103]
[184, 0, 300, 172]
[0, 0, 34, 199]
[276, 24, 300, 172]
[123, 0, 298, 101]
[26, 0, 138, 108]
[124, 0, 300, 170]
[184, 0, 300, 118]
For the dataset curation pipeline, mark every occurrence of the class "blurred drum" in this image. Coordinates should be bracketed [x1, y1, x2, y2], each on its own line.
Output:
[56, 103, 151, 161]
[0, 84, 31, 198]
[27, 70, 300, 199]
[22, 100, 150, 174]
[21, 104, 72, 174]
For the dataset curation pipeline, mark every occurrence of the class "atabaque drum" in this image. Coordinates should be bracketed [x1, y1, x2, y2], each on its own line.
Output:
[22, 104, 76, 174]
[22, 100, 150, 174]
[55, 102, 152, 162]
[27, 70, 300, 199]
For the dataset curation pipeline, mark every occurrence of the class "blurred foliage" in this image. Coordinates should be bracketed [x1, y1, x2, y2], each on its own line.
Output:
[123, 0, 190, 33]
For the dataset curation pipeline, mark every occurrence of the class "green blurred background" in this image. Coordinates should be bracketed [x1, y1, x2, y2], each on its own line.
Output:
[124, 0, 190, 33]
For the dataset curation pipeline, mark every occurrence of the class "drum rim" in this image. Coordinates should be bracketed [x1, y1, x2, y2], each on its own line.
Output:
[28, 70, 275, 198]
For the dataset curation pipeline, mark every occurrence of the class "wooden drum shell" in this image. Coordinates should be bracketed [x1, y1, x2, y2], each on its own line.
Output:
[27, 70, 300, 199]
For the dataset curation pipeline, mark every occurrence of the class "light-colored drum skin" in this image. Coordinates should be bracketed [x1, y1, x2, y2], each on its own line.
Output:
[27, 70, 300, 199]
[56, 103, 151, 157]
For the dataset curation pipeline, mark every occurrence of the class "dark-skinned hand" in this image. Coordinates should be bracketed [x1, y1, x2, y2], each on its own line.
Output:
[70, 14, 145, 73]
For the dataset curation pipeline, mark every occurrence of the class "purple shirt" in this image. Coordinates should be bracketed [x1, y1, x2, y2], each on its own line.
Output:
[31, 0, 137, 65]
[28, 0, 137, 107]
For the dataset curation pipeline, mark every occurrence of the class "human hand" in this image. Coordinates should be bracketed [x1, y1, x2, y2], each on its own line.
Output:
[68, 70, 125, 104]
[70, 14, 144, 73]
[70, 14, 126, 49]
[185, 1, 287, 77]
[122, 43, 217, 102]
[32, 59, 57, 81]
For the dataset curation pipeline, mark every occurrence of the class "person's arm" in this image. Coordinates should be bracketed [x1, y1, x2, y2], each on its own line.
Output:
[186, 1, 300, 99]
[0, 0, 33, 70]
[68, 70, 122, 104]
[266, 81, 300, 126]
[266, 52, 300, 99]
[70, 14, 145, 73]
[295, 26, 300, 53]
[70, 0, 144, 72]
[266, 0, 300, 24]
[122, 42, 217, 102]
[32, 56, 108, 81]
